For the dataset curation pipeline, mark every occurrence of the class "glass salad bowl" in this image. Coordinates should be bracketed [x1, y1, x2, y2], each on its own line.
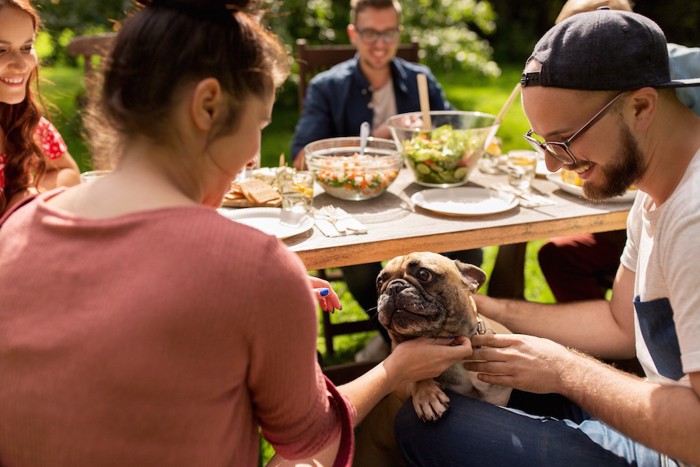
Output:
[387, 110, 499, 187]
[304, 137, 403, 201]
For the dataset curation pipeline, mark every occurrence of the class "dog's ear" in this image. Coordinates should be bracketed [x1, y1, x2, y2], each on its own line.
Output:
[455, 261, 487, 293]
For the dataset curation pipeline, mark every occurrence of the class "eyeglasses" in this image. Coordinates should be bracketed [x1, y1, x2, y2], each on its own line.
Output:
[524, 91, 626, 165]
[354, 26, 402, 44]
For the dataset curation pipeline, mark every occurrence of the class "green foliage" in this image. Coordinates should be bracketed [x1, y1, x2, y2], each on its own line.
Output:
[35, 0, 128, 33]
[34, 0, 129, 63]
[261, 0, 500, 77]
[262, 0, 345, 48]
[401, 0, 500, 77]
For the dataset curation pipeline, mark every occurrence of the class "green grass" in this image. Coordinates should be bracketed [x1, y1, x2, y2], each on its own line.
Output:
[40, 66, 92, 171]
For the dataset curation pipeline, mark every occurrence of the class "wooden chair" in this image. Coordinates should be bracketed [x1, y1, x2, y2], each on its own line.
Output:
[66, 33, 116, 108]
[66, 33, 116, 170]
[295, 38, 420, 360]
[296, 37, 420, 113]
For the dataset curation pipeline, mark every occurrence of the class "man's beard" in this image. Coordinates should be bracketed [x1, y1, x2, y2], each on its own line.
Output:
[583, 123, 645, 201]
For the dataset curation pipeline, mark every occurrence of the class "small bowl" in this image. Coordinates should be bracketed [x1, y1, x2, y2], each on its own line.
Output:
[387, 110, 499, 187]
[304, 137, 402, 201]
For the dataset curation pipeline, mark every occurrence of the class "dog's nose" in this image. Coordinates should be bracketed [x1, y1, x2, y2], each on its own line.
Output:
[386, 279, 410, 294]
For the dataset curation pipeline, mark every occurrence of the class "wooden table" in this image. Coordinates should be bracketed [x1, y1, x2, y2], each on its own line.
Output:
[284, 169, 631, 271]
[278, 168, 633, 377]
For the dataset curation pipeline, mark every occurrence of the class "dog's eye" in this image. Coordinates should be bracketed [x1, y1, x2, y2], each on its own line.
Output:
[416, 268, 432, 282]
[376, 276, 385, 290]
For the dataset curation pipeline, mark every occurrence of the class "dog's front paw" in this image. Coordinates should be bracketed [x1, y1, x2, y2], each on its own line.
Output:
[412, 380, 450, 421]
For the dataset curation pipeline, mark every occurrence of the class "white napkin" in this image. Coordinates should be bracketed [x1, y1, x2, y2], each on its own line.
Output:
[315, 206, 368, 237]
[491, 183, 556, 208]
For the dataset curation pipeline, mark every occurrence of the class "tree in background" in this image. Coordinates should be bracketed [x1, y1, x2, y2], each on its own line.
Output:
[34, 0, 128, 63]
[34, 0, 700, 71]
[487, 0, 700, 64]
[402, 0, 499, 76]
[263, 0, 500, 78]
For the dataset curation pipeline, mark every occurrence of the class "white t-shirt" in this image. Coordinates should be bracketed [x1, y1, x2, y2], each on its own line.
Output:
[620, 148, 700, 387]
[371, 79, 397, 130]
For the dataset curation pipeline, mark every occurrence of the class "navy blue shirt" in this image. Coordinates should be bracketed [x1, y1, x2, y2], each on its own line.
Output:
[290, 56, 453, 160]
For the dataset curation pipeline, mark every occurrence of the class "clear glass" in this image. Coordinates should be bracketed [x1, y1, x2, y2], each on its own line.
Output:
[478, 137, 504, 175]
[79, 170, 111, 183]
[506, 150, 538, 191]
[281, 171, 314, 215]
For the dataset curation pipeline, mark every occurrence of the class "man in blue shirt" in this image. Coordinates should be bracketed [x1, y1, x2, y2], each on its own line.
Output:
[290, 0, 452, 167]
[290, 0, 481, 360]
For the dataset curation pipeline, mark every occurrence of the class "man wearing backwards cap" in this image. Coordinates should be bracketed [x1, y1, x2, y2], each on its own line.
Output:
[393, 9, 700, 466]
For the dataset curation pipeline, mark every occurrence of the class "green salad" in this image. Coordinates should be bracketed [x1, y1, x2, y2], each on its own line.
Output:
[402, 124, 484, 186]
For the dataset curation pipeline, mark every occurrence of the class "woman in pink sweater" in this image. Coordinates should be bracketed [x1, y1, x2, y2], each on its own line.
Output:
[0, 0, 473, 465]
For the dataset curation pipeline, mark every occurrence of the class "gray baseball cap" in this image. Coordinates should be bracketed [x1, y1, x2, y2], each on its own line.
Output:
[521, 8, 700, 91]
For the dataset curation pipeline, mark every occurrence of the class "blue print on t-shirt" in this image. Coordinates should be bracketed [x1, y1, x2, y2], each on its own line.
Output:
[634, 295, 684, 380]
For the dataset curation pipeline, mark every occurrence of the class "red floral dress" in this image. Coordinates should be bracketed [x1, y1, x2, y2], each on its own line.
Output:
[0, 117, 67, 190]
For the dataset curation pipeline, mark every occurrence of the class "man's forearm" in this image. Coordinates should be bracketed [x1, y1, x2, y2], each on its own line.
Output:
[560, 352, 700, 465]
[477, 295, 634, 359]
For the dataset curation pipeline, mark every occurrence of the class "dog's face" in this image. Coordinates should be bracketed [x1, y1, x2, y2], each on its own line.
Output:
[376, 252, 486, 343]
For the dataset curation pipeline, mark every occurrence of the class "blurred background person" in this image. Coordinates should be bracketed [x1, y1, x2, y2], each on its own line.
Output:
[0, 0, 80, 216]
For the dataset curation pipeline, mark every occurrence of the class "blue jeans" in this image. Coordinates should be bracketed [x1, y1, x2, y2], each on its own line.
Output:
[394, 390, 677, 466]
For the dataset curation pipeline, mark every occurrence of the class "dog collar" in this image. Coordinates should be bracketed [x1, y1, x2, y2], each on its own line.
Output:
[475, 316, 487, 335]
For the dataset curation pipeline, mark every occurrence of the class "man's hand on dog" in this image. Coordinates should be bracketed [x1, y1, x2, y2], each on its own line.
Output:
[463, 333, 579, 395]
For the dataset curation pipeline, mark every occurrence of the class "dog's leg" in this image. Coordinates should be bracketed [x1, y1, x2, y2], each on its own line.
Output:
[412, 379, 450, 421]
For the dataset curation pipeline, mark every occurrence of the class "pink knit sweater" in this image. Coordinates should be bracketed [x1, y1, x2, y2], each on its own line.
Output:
[0, 191, 355, 466]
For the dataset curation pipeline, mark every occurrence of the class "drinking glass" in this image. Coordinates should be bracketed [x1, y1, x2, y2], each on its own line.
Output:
[281, 170, 314, 215]
[506, 150, 538, 191]
[79, 170, 111, 183]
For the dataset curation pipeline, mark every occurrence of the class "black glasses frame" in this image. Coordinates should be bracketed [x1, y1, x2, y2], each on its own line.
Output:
[354, 26, 402, 44]
[523, 91, 626, 165]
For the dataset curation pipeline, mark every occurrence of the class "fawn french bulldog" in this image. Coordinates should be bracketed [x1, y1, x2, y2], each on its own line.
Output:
[376, 252, 512, 421]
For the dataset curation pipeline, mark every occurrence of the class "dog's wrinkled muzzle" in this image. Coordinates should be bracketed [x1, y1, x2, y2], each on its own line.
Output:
[378, 279, 439, 335]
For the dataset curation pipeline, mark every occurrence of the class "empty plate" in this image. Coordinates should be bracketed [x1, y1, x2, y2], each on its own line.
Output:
[411, 187, 518, 216]
[218, 207, 314, 239]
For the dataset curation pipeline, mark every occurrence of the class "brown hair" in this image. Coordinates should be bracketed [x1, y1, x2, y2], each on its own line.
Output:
[87, 0, 289, 160]
[350, 0, 401, 24]
[0, 0, 45, 213]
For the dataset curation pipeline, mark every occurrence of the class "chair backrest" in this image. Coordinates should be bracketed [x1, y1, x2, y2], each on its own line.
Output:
[66, 33, 116, 170]
[295, 38, 420, 113]
[66, 32, 117, 106]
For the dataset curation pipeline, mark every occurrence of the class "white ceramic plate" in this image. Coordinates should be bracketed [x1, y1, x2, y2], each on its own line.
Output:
[411, 187, 518, 216]
[218, 207, 314, 239]
[546, 173, 638, 203]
